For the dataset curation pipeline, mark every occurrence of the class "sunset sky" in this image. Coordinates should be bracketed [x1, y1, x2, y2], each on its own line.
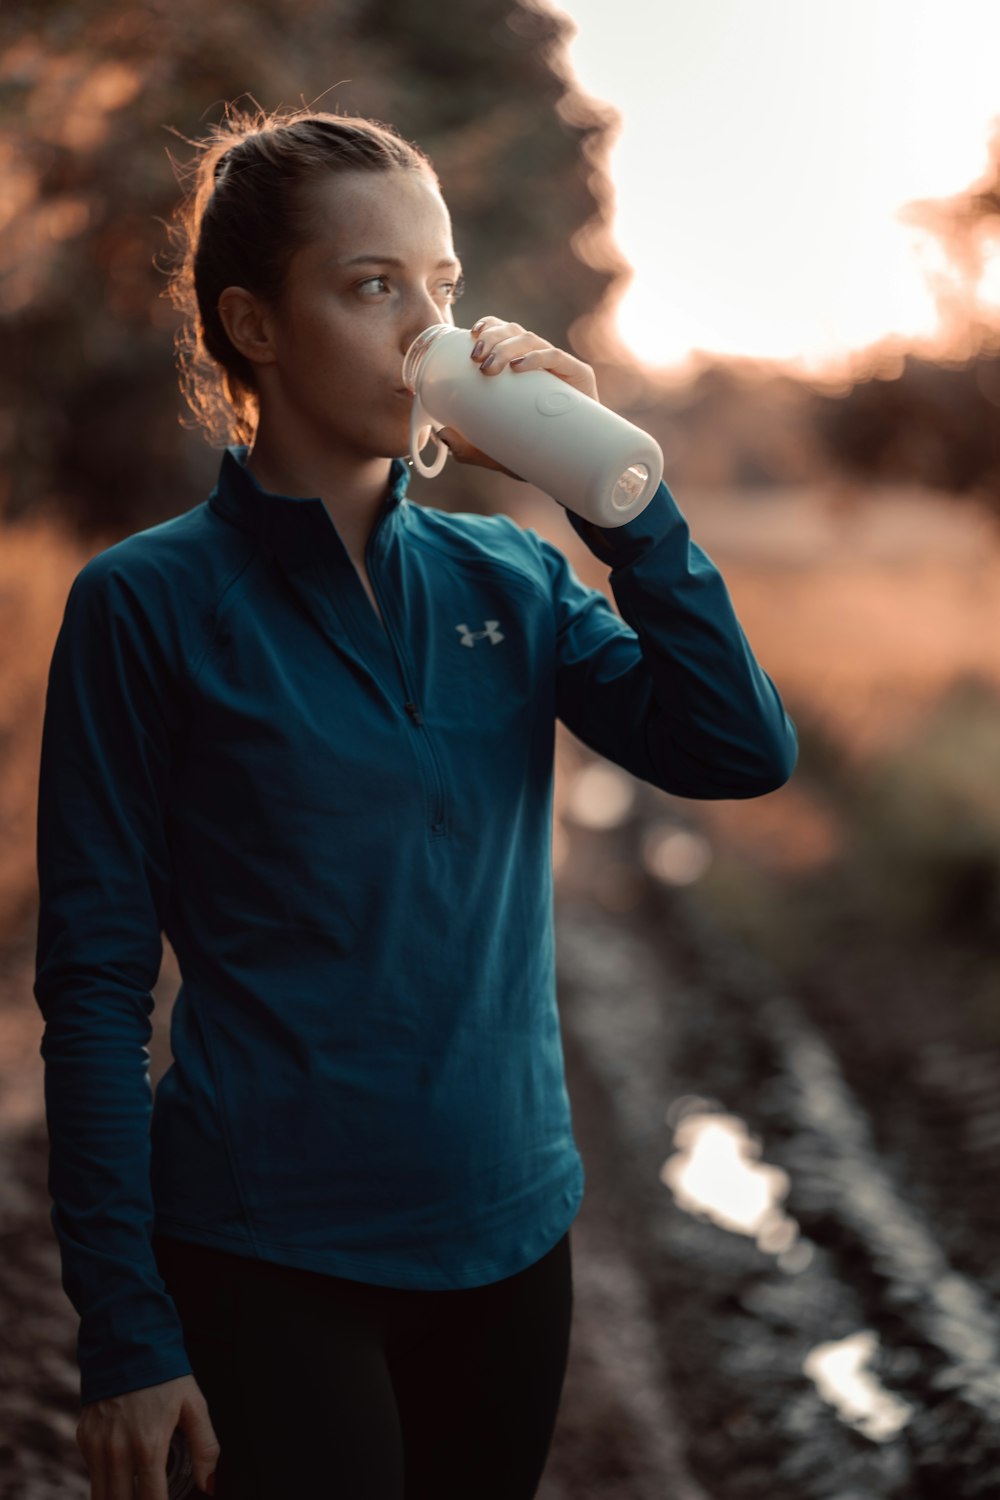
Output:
[553, 0, 1000, 384]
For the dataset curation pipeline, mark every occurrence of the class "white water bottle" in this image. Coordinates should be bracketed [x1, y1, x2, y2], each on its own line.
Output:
[402, 323, 663, 527]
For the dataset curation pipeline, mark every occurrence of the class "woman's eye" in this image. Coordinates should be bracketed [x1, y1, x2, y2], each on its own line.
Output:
[357, 273, 466, 302]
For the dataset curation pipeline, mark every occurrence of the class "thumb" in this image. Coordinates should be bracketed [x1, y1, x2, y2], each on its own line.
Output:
[179, 1401, 221, 1495]
[434, 428, 478, 465]
[432, 428, 524, 480]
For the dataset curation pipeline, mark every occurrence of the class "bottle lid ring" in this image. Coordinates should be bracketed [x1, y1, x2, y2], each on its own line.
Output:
[401, 324, 454, 392]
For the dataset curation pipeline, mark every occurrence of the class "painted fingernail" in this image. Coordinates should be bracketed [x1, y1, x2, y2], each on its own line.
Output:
[480, 352, 495, 371]
[471, 340, 484, 360]
[510, 357, 526, 366]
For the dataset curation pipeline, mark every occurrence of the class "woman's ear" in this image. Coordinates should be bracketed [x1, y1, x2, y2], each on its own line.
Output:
[217, 287, 278, 368]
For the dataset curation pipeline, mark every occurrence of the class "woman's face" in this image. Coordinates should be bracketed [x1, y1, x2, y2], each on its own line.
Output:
[248, 167, 464, 462]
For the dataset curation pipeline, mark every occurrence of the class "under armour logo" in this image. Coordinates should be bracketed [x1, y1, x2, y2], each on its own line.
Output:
[456, 620, 504, 648]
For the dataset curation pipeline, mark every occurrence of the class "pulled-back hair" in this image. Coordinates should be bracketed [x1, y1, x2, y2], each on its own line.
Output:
[160, 101, 439, 448]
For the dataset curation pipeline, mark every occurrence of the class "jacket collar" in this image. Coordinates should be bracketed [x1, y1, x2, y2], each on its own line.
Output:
[207, 444, 412, 566]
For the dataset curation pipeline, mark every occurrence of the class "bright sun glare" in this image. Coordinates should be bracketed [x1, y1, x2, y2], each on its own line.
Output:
[552, 0, 1000, 382]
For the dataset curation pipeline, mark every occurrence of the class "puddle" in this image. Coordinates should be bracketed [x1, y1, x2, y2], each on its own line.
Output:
[662, 1099, 915, 1443]
[803, 1330, 915, 1442]
[660, 1099, 805, 1269]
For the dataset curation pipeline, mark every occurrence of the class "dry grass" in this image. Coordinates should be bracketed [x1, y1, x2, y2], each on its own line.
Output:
[684, 482, 1000, 759]
[0, 518, 92, 945]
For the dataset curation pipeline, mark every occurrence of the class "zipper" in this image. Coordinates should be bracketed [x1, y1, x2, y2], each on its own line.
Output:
[365, 515, 448, 837]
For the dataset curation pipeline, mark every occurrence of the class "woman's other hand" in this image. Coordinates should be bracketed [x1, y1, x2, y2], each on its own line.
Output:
[435, 315, 601, 475]
[76, 1372, 220, 1499]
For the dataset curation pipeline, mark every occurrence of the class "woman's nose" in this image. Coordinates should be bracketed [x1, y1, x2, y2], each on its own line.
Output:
[402, 292, 454, 352]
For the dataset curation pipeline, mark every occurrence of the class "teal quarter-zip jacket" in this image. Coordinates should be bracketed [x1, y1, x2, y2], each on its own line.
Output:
[34, 444, 798, 1406]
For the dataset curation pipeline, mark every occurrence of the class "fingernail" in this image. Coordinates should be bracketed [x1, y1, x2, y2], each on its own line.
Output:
[471, 340, 484, 360]
[480, 353, 495, 371]
[510, 357, 525, 366]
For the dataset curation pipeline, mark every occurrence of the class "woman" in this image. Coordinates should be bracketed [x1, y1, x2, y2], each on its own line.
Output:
[34, 104, 798, 1500]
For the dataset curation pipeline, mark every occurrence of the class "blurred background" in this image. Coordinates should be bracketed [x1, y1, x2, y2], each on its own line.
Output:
[3, 0, 1000, 1495]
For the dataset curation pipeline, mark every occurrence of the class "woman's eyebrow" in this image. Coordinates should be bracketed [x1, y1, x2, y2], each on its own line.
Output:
[339, 254, 463, 271]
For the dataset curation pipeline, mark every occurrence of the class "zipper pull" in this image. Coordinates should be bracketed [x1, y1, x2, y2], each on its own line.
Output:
[404, 701, 424, 726]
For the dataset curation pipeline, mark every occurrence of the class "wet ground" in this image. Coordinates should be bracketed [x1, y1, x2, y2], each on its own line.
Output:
[4, 791, 1000, 1497]
[545, 795, 1000, 1499]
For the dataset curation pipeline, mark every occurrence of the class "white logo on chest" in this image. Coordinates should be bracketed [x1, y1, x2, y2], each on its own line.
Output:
[455, 620, 504, 648]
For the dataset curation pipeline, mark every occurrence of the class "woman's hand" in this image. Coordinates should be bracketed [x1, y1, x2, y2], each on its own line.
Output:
[76, 1372, 219, 1499]
[435, 316, 601, 477]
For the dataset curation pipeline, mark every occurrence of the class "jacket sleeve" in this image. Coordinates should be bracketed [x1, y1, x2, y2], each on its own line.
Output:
[532, 479, 798, 798]
[33, 554, 194, 1406]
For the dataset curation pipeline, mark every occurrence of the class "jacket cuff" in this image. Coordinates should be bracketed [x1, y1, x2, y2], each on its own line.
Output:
[80, 1343, 193, 1408]
[563, 480, 684, 571]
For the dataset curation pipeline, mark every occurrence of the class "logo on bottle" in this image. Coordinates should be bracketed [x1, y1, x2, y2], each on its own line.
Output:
[455, 620, 504, 648]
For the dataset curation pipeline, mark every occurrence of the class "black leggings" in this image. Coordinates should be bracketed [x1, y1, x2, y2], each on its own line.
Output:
[152, 1229, 573, 1499]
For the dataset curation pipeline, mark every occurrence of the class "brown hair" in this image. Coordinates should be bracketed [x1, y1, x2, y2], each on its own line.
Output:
[159, 101, 440, 448]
